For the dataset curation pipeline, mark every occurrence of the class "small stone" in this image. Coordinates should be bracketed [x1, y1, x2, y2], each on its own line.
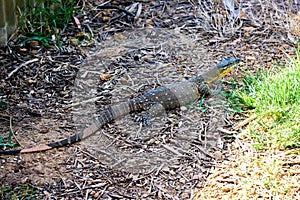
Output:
[146, 19, 153, 24]
[180, 106, 188, 111]
[120, 77, 127, 85]
[102, 16, 110, 22]
[246, 56, 256, 61]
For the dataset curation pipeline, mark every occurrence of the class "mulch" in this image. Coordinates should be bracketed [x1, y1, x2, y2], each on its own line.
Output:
[0, 0, 299, 199]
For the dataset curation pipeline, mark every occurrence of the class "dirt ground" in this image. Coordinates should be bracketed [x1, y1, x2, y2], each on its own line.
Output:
[0, 0, 299, 199]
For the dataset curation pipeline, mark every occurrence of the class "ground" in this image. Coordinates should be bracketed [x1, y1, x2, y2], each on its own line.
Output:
[0, 0, 299, 199]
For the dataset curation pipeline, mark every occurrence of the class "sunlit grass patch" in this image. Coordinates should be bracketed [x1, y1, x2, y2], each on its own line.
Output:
[238, 46, 300, 149]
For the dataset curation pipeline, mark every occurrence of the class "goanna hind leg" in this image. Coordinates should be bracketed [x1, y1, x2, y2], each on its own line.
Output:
[139, 102, 165, 127]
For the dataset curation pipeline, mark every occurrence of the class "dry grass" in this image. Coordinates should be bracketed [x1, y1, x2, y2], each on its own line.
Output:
[196, 0, 300, 43]
[289, 11, 300, 37]
[192, 129, 300, 199]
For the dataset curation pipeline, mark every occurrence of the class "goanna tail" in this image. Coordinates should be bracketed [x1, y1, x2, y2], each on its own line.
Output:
[0, 102, 132, 155]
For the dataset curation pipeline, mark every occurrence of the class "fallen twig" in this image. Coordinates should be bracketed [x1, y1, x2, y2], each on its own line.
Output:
[9, 116, 23, 147]
[6, 58, 39, 79]
[234, 114, 257, 130]
[161, 144, 183, 156]
[63, 96, 101, 109]
[97, 5, 134, 17]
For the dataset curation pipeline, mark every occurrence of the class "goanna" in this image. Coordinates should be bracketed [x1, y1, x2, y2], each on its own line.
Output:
[0, 58, 240, 155]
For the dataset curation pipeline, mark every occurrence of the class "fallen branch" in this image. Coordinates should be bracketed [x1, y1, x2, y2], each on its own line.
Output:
[6, 58, 39, 79]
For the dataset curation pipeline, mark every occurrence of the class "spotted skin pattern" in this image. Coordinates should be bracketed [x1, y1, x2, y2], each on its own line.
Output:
[0, 58, 240, 155]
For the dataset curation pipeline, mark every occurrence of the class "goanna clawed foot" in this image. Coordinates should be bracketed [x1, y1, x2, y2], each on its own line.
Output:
[134, 113, 152, 127]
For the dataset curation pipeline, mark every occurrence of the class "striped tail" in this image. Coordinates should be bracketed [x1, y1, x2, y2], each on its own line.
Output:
[0, 102, 132, 155]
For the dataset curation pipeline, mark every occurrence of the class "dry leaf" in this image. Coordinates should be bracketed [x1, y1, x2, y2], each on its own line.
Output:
[70, 38, 78, 46]
[114, 33, 124, 40]
[146, 19, 153, 24]
[73, 16, 81, 29]
[100, 74, 112, 81]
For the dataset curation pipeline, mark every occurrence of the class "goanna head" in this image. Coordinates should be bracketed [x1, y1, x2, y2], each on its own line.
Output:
[216, 57, 241, 78]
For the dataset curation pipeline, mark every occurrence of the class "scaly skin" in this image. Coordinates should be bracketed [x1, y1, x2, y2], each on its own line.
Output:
[0, 58, 240, 155]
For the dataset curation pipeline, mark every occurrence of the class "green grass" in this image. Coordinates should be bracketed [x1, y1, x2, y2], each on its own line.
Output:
[236, 46, 300, 149]
[0, 184, 40, 199]
[19, 0, 76, 47]
[0, 131, 15, 148]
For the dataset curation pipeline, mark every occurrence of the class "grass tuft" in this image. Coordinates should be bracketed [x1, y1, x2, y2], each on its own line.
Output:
[196, 1, 300, 43]
[238, 45, 300, 149]
[0, 184, 40, 199]
[19, 0, 76, 47]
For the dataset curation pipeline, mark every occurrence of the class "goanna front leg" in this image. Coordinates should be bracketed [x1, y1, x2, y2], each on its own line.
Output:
[198, 83, 211, 96]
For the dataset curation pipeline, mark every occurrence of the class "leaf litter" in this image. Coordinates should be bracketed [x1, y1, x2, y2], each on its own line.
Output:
[0, 0, 299, 199]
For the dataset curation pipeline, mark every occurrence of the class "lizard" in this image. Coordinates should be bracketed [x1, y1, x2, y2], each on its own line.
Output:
[0, 57, 240, 155]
